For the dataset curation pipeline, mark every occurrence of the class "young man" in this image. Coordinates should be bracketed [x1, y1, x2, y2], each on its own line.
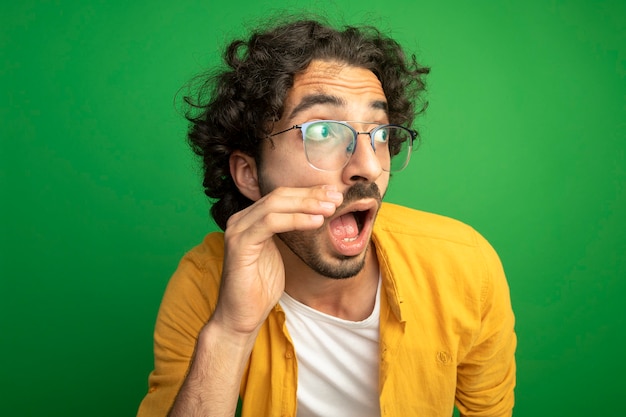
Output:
[137, 18, 516, 417]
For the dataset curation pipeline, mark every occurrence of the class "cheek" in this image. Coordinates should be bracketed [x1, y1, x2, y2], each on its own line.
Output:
[258, 155, 337, 194]
[264, 138, 305, 172]
[260, 138, 341, 189]
[376, 176, 390, 198]
[259, 166, 337, 193]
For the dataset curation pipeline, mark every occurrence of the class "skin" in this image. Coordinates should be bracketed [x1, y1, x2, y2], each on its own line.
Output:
[168, 60, 391, 417]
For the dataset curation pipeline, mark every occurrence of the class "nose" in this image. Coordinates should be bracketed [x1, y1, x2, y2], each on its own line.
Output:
[342, 133, 384, 184]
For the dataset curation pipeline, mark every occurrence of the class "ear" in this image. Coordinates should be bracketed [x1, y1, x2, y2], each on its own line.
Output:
[230, 150, 262, 201]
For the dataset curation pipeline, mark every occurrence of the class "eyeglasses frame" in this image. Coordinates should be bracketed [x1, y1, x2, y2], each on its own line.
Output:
[268, 120, 417, 172]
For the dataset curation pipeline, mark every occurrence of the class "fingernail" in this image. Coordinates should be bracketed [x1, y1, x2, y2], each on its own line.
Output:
[326, 191, 343, 201]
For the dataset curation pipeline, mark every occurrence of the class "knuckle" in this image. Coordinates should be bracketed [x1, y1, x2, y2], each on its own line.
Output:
[261, 212, 281, 228]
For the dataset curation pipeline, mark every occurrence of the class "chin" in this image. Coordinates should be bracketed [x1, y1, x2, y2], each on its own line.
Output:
[277, 230, 369, 279]
[310, 253, 368, 279]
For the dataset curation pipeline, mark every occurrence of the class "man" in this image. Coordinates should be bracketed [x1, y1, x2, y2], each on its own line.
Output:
[137, 18, 516, 417]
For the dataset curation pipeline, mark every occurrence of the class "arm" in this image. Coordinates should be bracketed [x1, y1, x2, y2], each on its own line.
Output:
[455, 235, 517, 417]
[166, 185, 343, 417]
[167, 321, 257, 416]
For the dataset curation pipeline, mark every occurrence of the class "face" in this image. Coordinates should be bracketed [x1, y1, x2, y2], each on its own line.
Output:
[258, 60, 390, 279]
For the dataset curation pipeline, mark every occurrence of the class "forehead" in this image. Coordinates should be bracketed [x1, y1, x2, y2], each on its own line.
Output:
[282, 60, 387, 121]
[293, 60, 384, 93]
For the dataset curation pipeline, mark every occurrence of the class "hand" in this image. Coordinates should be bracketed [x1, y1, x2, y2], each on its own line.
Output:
[210, 185, 343, 336]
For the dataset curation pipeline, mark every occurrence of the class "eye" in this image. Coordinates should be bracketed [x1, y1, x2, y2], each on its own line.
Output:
[373, 127, 389, 143]
[305, 122, 333, 141]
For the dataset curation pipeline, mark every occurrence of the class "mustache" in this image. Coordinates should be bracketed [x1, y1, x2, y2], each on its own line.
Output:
[342, 182, 382, 205]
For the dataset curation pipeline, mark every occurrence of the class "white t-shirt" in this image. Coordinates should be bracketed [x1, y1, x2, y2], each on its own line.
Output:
[279, 278, 382, 417]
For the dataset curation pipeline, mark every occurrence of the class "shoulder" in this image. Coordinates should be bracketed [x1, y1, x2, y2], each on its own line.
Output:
[183, 232, 225, 268]
[374, 202, 481, 248]
[373, 203, 505, 291]
[162, 232, 225, 307]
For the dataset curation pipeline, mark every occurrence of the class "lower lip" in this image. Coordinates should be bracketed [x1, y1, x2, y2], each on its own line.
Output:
[328, 218, 371, 257]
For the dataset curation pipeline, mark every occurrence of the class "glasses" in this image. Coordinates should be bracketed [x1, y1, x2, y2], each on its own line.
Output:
[269, 120, 417, 172]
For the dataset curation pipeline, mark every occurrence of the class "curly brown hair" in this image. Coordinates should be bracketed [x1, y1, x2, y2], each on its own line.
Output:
[184, 18, 429, 230]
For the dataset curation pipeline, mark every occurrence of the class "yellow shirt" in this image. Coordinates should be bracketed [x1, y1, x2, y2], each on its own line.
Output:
[137, 203, 516, 416]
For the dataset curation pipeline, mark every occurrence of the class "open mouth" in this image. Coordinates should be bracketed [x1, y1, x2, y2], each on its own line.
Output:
[354, 210, 367, 231]
[329, 204, 376, 252]
[342, 210, 367, 242]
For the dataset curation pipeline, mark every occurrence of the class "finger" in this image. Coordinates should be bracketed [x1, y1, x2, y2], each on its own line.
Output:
[224, 186, 342, 249]
[227, 185, 342, 233]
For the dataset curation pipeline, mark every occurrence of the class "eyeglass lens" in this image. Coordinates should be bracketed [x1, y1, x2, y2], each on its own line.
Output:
[302, 121, 412, 172]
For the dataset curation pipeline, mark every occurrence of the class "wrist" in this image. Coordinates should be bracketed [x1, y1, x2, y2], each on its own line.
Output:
[199, 315, 260, 354]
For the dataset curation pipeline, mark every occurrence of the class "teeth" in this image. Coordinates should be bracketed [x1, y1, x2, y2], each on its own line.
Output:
[342, 237, 358, 242]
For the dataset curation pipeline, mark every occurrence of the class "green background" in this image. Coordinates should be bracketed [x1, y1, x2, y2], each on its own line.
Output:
[2, 1, 624, 416]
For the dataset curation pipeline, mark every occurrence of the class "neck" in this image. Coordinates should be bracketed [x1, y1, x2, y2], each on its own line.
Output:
[278, 240, 380, 321]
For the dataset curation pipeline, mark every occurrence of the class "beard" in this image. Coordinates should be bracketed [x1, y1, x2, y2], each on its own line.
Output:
[258, 178, 383, 279]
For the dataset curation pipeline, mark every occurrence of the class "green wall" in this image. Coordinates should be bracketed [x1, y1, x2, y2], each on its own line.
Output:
[2, 1, 624, 415]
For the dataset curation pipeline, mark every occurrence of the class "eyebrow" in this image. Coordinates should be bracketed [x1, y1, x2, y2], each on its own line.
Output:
[287, 93, 388, 122]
